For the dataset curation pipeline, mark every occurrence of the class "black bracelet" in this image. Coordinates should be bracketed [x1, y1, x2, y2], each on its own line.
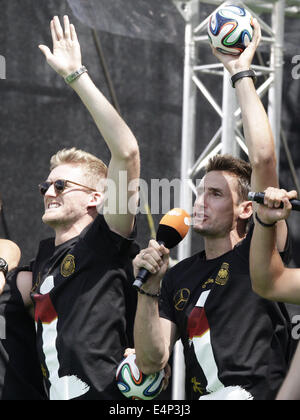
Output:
[138, 287, 161, 299]
[231, 69, 257, 88]
[255, 212, 276, 227]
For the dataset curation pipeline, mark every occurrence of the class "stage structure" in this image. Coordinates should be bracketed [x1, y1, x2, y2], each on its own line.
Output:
[172, 0, 300, 400]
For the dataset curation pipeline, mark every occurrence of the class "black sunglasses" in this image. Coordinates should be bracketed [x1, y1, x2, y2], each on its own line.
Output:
[38, 179, 96, 196]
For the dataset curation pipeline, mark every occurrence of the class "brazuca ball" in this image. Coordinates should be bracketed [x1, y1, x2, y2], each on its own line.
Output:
[116, 354, 165, 400]
[208, 5, 254, 55]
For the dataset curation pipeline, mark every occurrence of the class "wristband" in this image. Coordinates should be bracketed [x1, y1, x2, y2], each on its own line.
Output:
[65, 66, 88, 84]
[0, 258, 8, 277]
[138, 287, 161, 299]
[231, 69, 257, 88]
[255, 212, 276, 228]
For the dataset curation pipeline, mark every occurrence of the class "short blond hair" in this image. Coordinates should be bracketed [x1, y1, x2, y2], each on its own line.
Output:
[50, 147, 108, 190]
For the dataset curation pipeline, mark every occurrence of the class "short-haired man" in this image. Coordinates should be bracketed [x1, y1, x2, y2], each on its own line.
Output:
[17, 16, 140, 400]
[133, 20, 293, 400]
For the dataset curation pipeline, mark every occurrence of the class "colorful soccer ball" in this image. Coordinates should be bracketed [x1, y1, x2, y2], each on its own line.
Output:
[116, 354, 165, 400]
[207, 5, 254, 55]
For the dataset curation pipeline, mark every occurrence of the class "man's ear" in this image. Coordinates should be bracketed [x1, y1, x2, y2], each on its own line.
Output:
[87, 192, 103, 209]
[239, 200, 253, 221]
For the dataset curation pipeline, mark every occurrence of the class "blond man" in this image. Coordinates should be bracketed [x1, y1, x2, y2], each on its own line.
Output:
[16, 16, 140, 400]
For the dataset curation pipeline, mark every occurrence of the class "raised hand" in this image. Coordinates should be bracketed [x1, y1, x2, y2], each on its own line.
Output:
[256, 187, 298, 225]
[133, 240, 170, 293]
[39, 15, 82, 78]
[211, 18, 261, 75]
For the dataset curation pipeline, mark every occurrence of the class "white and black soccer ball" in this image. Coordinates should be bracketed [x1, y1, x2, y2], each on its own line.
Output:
[116, 354, 165, 400]
[208, 5, 254, 55]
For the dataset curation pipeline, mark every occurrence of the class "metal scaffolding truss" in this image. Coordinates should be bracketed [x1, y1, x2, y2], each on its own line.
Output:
[171, 0, 292, 400]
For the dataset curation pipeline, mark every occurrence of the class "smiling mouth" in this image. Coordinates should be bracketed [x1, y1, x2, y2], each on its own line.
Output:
[47, 202, 61, 209]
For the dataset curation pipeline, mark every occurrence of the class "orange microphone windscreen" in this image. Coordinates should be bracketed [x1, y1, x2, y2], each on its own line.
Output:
[156, 208, 191, 249]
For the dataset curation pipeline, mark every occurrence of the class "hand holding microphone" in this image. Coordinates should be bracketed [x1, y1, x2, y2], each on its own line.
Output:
[248, 187, 298, 225]
[133, 208, 191, 291]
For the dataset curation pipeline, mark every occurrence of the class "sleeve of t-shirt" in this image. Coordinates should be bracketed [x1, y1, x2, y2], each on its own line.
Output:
[85, 214, 137, 258]
[236, 222, 292, 266]
[279, 222, 292, 265]
[159, 268, 176, 323]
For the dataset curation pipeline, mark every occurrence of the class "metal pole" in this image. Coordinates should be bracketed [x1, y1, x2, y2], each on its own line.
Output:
[177, 0, 199, 291]
[219, 0, 243, 158]
[171, 0, 288, 400]
[221, 69, 239, 156]
[173, 0, 200, 401]
[268, 0, 286, 170]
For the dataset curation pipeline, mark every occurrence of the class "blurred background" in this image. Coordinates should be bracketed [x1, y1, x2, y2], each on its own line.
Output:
[0, 0, 299, 308]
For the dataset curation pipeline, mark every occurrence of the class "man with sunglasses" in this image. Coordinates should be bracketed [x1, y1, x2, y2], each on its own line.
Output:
[16, 16, 140, 400]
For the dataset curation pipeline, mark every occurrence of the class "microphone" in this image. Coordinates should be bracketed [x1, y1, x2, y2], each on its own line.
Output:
[133, 208, 191, 291]
[248, 192, 300, 211]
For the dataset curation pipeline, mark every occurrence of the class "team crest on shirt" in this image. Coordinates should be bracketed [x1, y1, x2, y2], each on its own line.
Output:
[60, 254, 76, 277]
[215, 262, 229, 286]
[202, 278, 214, 289]
[174, 288, 191, 311]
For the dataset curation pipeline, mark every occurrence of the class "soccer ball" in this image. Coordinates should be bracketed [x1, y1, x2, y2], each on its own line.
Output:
[208, 5, 254, 55]
[116, 354, 165, 400]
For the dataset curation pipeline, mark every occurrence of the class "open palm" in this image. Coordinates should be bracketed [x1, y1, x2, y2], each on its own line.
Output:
[39, 15, 82, 78]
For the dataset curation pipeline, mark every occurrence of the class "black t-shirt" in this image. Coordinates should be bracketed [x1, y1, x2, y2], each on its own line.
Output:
[0, 267, 46, 400]
[31, 214, 138, 400]
[159, 226, 293, 400]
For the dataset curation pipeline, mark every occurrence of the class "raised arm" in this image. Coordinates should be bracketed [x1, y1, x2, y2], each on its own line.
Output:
[39, 16, 140, 237]
[0, 239, 21, 294]
[249, 188, 300, 401]
[277, 341, 300, 400]
[250, 187, 300, 303]
[212, 19, 287, 250]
